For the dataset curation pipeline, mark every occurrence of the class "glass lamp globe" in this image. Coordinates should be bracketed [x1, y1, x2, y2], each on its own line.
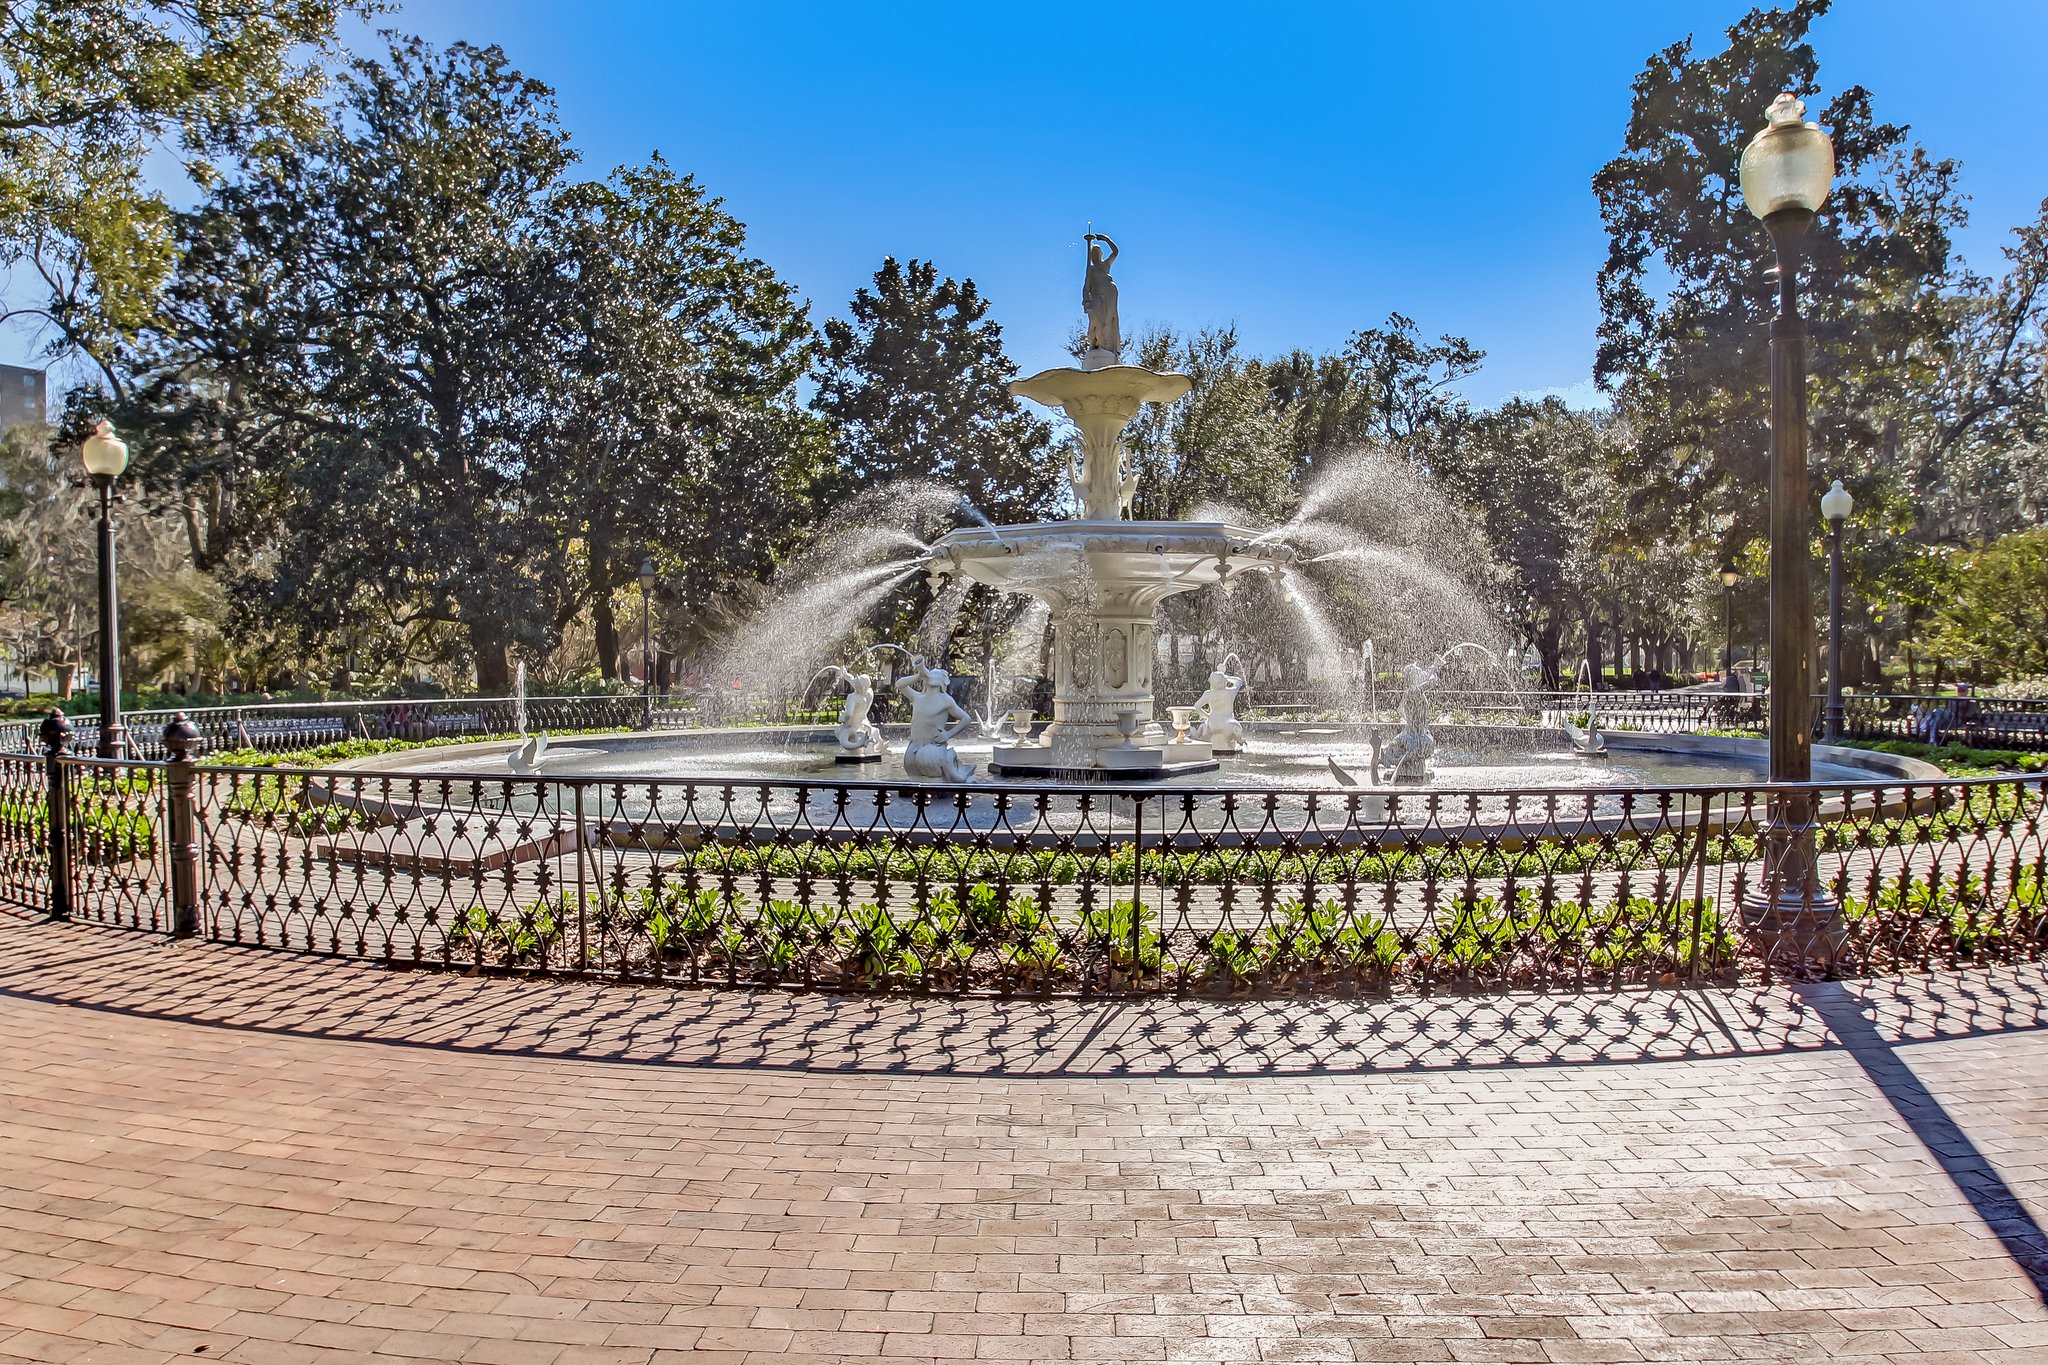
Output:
[1719, 560, 1740, 589]
[1820, 478, 1854, 524]
[1739, 93, 1836, 220]
[638, 557, 657, 593]
[80, 419, 129, 479]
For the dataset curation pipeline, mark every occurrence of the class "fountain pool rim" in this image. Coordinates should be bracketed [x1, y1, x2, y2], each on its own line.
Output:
[291, 726, 1948, 852]
[321, 721, 1943, 794]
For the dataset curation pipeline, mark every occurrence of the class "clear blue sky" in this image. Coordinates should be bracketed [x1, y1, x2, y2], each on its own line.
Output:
[13, 2, 2048, 406]
[356, 0, 2048, 406]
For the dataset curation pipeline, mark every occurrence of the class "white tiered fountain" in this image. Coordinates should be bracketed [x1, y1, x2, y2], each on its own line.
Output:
[926, 235, 1295, 776]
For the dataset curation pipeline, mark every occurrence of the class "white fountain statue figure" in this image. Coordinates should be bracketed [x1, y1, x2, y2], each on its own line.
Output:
[513, 659, 528, 737]
[923, 233, 1297, 775]
[895, 656, 976, 782]
[822, 665, 885, 762]
[1378, 643, 1496, 784]
[1188, 656, 1247, 754]
[1562, 659, 1609, 758]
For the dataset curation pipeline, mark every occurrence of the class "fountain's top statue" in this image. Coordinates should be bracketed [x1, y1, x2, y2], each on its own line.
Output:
[1081, 233, 1120, 366]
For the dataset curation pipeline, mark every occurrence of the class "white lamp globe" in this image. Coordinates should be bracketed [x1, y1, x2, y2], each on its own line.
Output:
[1739, 93, 1836, 220]
[81, 419, 129, 479]
[1820, 478, 1853, 524]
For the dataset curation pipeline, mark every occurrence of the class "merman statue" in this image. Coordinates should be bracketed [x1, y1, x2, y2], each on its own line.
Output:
[824, 665, 884, 761]
[1377, 661, 1440, 783]
[1376, 644, 1492, 783]
[1189, 666, 1246, 753]
[895, 656, 976, 782]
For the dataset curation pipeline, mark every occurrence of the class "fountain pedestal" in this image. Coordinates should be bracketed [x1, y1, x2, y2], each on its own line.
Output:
[935, 522, 1287, 775]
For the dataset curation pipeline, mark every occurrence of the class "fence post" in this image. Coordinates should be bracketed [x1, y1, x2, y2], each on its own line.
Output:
[40, 710, 73, 921]
[163, 712, 202, 938]
[1131, 794, 1144, 981]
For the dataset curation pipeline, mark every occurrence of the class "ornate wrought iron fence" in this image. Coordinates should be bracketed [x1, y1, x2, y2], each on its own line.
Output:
[60, 755, 169, 933]
[7, 725, 2034, 996]
[0, 739, 55, 915]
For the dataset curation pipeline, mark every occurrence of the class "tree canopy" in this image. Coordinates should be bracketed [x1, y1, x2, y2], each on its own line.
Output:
[1, 0, 370, 388]
[3, 1, 2041, 701]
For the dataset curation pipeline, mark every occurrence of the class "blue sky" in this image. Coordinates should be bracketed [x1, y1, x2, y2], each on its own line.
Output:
[11, 2, 2047, 407]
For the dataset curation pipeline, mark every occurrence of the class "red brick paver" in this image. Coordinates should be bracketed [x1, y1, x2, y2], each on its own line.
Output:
[0, 916, 2044, 1364]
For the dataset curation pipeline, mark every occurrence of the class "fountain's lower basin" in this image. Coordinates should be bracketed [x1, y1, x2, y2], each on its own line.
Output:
[342, 723, 1902, 793]
[315, 725, 1937, 850]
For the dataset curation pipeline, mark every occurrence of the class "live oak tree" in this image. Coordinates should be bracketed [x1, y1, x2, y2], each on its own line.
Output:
[131, 41, 831, 692]
[1906, 199, 2048, 545]
[1121, 325, 1292, 524]
[0, 0, 370, 389]
[1436, 399, 1610, 691]
[1259, 313, 1484, 477]
[1926, 528, 2048, 683]
[135, 39, 578, 691]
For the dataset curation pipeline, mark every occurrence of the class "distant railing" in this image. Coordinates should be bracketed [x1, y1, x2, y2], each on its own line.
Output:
[6, 687, 2046, 761]
[4, 719, 2042, 997]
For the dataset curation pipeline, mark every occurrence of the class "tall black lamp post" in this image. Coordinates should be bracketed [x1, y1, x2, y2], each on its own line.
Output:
[1739, 92, 1837, 947]
[1718, 559, 1740, 692]
[1821, 478, 1853, 740]
[637, 557, 657, 728]
[81, 420, 129, 760]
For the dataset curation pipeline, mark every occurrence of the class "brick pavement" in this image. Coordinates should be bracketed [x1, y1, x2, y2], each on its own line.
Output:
[1, 915, 2044, 1364]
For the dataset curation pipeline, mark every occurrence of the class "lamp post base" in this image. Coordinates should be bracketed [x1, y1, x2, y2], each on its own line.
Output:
[1739, 799, 1843, 969]
[95, 722, 128, 762]
[1738, 889, 1845, 966]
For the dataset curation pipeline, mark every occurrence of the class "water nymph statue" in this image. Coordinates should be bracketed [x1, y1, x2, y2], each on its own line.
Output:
[824, 665, 884, 760]
[1189, 666, 1246, 753]
[895, 656, 976, 782]
[1082, 233, 1120, 362]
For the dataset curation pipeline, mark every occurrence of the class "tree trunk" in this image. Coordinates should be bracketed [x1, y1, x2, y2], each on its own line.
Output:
[593, 592, 619, 682]
[590, 522, 619, 680]
[1537, 624, 1562, 692]
[470, 623, 512, 695]
[1584, 620, 1603, 693]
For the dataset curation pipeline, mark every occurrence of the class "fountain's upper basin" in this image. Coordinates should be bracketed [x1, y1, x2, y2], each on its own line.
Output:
[929, 520, 1295, 600]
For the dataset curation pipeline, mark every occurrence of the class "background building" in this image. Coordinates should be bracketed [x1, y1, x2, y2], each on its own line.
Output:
[0, 363, 48, 433]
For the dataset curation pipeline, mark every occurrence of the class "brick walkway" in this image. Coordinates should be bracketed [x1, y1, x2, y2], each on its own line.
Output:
[1, 917, 2044, 1364]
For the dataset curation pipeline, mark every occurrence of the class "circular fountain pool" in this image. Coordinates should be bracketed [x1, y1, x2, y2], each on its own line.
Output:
[351, 723, 1889, 791]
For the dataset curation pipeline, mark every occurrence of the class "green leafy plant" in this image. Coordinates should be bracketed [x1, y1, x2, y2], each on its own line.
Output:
[444, 896, 562, 967]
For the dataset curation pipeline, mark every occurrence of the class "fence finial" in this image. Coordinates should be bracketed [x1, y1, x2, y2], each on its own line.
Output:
[163, 712, 202, 760]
